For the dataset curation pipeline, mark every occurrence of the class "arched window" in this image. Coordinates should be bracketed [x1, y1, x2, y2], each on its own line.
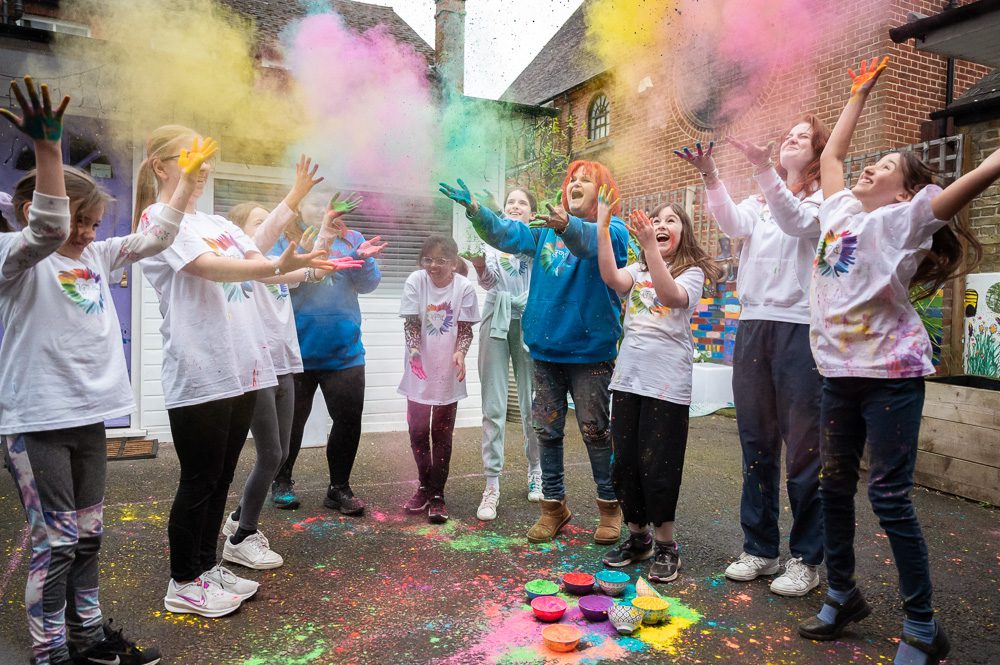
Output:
[588, 94, 610, 141]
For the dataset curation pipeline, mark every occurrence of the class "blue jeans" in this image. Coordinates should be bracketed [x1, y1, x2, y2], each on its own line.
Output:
[820, 377, 933, 621]
[733, 320, 823, 565]
[532, 359, 615, 501]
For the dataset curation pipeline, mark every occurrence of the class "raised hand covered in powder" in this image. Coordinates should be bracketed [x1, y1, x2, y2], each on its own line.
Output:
[176, 136, 219, 176]
[596, 184, 619, 231]
[0, 76, 70, 142]
[673, 141, 717, 177]
[849, 56, 889, 96]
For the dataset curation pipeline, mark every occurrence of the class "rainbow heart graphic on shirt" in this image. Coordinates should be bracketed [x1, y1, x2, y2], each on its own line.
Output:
[815, 229, 858, 277]
[499, 253, 528, 277]
[203, 233, 253, 302]
[540, 240, 574, 276]
[58, 268, 104, 315]
[629, 280, 669, 317]
[425, 301, 455, 336]
[266, 283, 289, 301]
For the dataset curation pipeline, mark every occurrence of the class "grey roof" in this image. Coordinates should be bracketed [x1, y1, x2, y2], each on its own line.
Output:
[931, 68, 1000, 122]
[219, 0, 434, 62]
[500, 4, 606, 105]
[950, 68, 1000, 109]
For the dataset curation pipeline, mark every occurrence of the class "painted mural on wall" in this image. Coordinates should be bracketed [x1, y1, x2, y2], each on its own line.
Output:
[964, 273, 1000, 379]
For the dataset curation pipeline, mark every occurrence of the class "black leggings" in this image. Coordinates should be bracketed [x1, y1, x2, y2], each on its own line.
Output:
[610, 390, 689, 527]
[167, 392, 256, 581]
[406, 400, 458, 495]
[278, 365, 366, 487]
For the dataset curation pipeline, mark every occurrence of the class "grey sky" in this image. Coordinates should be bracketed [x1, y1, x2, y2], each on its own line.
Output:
[363, 0, 584, 99]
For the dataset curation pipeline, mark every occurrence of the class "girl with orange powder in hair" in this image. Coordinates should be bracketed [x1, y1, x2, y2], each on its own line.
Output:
[439, 160, 629, 546]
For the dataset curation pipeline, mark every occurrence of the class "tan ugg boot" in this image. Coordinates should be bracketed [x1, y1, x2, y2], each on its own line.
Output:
[526, 499, 572, 543]
[594, 498, 623, 545]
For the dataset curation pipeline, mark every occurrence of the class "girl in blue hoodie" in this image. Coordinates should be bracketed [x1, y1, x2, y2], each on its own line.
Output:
[439, 160, 629, 545]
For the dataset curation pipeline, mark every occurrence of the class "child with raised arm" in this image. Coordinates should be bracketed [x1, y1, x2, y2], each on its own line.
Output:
[398, 235, 479, 524]
[439, 162, 630, 545]
[220, 158, 364, 570]
[595, 186, 720, 582]
[797, 58, 994, 665]
[674, 117, 830, 597]
[134, 126, 339, 619]
[0, 77, 210, 665]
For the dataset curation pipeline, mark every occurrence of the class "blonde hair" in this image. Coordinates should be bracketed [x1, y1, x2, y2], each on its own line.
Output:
[228, 201, 267, 229]
[13, 166, 110, 226]
[132, 124, 198, 231]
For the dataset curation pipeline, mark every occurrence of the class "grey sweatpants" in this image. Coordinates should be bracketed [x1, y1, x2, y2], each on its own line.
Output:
[3, 423, 107, 665]
[237, 373, 295, 532]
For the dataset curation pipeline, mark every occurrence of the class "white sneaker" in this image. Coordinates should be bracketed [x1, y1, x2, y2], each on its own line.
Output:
[476, 488, 500, 521]
[202, 564, 259, 600]
[769, 557, 820, 597]
[223, 531, 284, 570]
[725, 552, 780, 581]
[222, 513, 239, 538]
[527, 473, 543, 502]
[163, 577, 242, 618]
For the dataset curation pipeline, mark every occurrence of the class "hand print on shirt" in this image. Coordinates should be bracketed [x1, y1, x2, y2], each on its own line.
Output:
[425, 301, 455, 336]
[58, 268, 105, 315]
[815, 229, 858, 277]
[203, 233, 254, 302]
[628, 280, 669, 317]
[499, 253, 529, 277]
[540, 239, 575, 276]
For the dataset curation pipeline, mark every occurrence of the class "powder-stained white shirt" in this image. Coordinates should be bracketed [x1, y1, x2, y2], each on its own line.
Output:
[810, 186, 947, 379]
[139, 205, 277, 409]
[0, 194, 182, 434]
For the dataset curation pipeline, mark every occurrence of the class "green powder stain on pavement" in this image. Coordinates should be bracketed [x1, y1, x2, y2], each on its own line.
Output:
[243, 623, 329, 665]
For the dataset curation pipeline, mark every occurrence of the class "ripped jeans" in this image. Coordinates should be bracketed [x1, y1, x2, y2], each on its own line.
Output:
[532, 359, 615, 501]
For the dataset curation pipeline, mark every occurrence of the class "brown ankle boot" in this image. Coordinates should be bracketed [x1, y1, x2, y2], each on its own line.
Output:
[594, 498, 623, 545]
[527, 499, 571, 543]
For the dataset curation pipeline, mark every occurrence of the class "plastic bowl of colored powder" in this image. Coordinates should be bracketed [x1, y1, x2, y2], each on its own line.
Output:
[561, 572, 595, 595]
[578, 594, 614, 621]
[531, 595, 568, 622]
[595, 570, 629, 596]
[524, 579, 559, 599]
[542, 624, 581, 653]
[631, 596, 670, 625]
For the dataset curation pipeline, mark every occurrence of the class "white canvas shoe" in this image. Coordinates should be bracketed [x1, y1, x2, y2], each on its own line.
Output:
[724, 552, 780, 581]
[476, 488, 500, 521]
[527, 473, 543, 502]
[770, 557, 820, 597]
[222, 513, 239, 538]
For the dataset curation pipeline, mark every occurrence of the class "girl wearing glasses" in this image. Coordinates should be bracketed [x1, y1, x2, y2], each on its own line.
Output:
[397, 235, 480, 523]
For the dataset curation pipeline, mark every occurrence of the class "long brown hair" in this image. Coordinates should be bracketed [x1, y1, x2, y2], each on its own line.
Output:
[12, 166, 110, 226]
[132, 124, 198, 231]
[775, 114, 830, 197]
[228, 201, 267, 230]
[897, 152, 983, 301]
[641, 203, 723, 284]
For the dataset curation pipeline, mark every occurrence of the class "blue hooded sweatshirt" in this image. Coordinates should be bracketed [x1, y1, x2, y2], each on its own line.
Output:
[271, 230, 381, 371]
[470, 206, 629, 364]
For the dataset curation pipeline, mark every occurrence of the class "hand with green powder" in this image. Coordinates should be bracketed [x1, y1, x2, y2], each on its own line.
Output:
[0, 76, 70, 143]
[329, 192, 362, 215]
[438, 179, 478, 214]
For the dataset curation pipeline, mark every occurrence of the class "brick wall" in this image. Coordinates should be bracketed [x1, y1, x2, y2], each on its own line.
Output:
[966, 119, 1000, 273]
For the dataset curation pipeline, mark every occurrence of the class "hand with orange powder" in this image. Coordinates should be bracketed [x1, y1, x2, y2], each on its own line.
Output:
[849, 56, 889, 97]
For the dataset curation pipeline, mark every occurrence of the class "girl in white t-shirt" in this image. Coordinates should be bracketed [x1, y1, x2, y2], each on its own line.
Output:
[595, 185, 720, 584]
[398, 235, 480, 524]
[0, 79, 209, 665]
[797, 59, 996, 665]
[134, 125, 340, 620]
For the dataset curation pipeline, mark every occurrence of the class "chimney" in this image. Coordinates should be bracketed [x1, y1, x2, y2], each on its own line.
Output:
[434, 0, 466, 94]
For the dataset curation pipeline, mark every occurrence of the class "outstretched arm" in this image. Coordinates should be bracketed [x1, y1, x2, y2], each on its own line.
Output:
[595, 185, 634, 293]
[822, 57, 889, 200]
[675, 141, 757, 239]
[628, 210, 689, 308]
[253, 155, 324, 253]
[932, 147, 1000, 220]
[440, 179, 539, 255]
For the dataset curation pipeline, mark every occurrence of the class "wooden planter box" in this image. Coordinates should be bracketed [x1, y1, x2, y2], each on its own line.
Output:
[917, 376, 1000, 505]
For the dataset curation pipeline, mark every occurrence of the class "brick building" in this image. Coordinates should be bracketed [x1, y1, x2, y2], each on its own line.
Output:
[502, 0, 995, 371]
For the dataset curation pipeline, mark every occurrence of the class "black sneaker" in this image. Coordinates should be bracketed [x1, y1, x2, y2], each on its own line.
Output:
[649, 541, 681, 582]
[404, 486, 431, 514]
[427, 495, 448, 524]
[602, 531, 653, 568]
[271, 480, 300, 510]
[73, 619, 161, 665]
[323, 484, 365, 516]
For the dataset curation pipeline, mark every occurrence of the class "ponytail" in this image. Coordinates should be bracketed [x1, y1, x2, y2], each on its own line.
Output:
[132, 124, 198, 231]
